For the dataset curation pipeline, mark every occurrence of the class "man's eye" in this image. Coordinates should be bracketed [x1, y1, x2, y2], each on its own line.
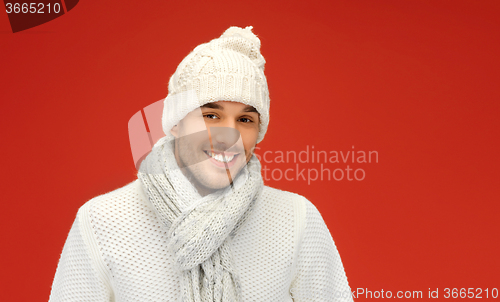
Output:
[239, 118, 253, 123]
[204, 114, 218, 119]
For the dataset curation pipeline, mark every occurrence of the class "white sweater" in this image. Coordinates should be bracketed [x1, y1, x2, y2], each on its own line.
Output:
[49, 180, 353, 302]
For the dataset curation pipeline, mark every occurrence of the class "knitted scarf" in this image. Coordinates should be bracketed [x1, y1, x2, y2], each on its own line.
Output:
[137, 138, 263, 302]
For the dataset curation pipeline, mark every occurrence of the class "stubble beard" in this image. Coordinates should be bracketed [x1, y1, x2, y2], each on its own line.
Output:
[174, 137, 247, 196]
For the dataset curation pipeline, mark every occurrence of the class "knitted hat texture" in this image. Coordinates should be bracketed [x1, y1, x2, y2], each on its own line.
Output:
[162, 26, 270, 143]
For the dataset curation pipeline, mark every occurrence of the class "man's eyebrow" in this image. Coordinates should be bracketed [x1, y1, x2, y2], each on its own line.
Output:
[243, 106, 259, 114]
[200, 103, 259, 114]
[201, 103, 224, 110]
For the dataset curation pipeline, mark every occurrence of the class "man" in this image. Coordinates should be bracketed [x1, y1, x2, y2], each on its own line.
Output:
[49, 26, 353, 302]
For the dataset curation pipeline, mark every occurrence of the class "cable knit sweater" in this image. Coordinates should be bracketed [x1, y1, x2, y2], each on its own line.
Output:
[49, 180, 353, 301]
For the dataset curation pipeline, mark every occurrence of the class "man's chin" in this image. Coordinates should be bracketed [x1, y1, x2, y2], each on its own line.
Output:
[180, 156, 247, 194]
[198, 169, 236, 188]
[197, 168, 246, 191]
[191, 175, 233, 195]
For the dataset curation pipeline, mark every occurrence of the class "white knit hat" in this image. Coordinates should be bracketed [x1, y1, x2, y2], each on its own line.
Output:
[161, 26, 270, 143]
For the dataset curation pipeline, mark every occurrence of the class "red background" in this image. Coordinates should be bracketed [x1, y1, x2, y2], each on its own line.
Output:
[1, 0, 499, 300]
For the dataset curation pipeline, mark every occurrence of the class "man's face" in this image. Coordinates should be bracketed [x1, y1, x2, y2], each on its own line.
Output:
[170, 101, 260, 196]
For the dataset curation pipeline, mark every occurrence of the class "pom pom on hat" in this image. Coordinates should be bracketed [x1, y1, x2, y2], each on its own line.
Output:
[222, 26, 261, 49]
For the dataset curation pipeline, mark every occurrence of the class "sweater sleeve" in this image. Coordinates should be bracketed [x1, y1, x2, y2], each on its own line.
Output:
[290, 199, 354, 302]
[49, 203, 114, 302]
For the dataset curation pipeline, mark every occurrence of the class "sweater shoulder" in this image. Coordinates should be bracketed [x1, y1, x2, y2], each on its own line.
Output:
[255, 186, 311, 240]
[259, 186, 327, 236]
[261, 185, 308, 206]
[83, 179, 141, 207]
[260, 185, 321, 220]
[78, 179, 154, 228]
[262, 185, 323, 213]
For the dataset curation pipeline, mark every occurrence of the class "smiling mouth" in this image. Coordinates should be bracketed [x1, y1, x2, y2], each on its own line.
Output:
[204, 150, 239, 164]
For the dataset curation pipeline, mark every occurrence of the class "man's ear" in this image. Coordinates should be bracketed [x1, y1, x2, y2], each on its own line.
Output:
[170, 125, 179, 138]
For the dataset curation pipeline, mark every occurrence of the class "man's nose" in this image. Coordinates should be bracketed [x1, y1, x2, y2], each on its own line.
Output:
[209, 126, 240, 149]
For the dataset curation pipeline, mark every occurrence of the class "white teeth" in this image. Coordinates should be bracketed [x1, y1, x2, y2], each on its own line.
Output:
[206, 151, 235, 163]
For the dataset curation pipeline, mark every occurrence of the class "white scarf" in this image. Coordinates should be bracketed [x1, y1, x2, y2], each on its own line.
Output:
[138, 138, 263, 302]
